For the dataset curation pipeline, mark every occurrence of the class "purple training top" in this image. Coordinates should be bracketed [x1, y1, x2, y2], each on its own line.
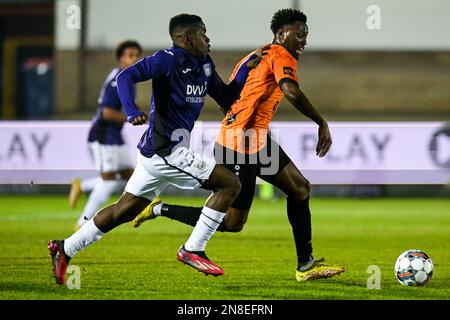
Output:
[88, 68, 135, 145]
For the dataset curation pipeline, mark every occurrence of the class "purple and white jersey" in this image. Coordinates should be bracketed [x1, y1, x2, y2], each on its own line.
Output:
[116, 46, 253, 158]
[88, 68, 134, 145]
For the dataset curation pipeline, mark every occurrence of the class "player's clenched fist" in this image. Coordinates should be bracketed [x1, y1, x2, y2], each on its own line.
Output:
[129, 113, 148, 126]
[132, 114, 148, 125]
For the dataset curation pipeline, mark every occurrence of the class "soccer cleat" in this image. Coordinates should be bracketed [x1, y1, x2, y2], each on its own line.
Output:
[48, 240, 71, 285]
[295, 258, 346, 282]
[176, 246, 224, 276]
[68, 178, 81, 209]
[132, 196, 162, 228]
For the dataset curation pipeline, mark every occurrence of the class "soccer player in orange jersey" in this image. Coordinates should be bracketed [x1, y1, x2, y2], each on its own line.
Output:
[134, 9, 346, 281]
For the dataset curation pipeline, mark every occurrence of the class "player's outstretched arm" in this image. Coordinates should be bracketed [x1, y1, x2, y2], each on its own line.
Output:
[244, 44, 271, 68]
[209, 44, 271, 114]
[281, 80, 332, 157]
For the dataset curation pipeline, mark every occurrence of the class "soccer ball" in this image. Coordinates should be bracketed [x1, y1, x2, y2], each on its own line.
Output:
[394, 249, 433, 286]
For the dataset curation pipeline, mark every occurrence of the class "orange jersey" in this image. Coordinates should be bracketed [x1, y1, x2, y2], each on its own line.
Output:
[217, 45, 298, 154]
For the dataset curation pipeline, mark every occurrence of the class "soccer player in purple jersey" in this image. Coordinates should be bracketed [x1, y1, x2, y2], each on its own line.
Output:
[68, 40, 143, 230]
[49, 14, 267, 285]
[133, 9, 346, 282]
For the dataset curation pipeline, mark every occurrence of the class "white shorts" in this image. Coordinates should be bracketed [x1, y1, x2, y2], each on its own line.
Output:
[89, 141, 134, 173]
[125, 147, 216, 200]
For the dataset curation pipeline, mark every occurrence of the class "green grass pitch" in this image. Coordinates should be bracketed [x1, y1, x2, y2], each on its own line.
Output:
[0, 195, 449, 300]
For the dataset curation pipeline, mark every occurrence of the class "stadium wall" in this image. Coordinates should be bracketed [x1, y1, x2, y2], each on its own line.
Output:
[53, 0, 450, 119]
[54, 50, 450, 120]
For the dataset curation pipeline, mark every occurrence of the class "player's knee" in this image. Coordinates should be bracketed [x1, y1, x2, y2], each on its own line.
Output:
[292, 178, 311, 200]
[224, 175, 241, 199]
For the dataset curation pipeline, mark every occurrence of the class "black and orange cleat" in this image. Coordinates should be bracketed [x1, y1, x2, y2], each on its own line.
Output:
[48, 240, 71, 285]
[176, 246, 224, 276]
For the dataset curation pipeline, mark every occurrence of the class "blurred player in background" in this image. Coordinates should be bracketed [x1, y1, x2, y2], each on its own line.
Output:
[49, 14, 267, 285]
[134, 9, 346, 282]
[68, 40, 142, 230]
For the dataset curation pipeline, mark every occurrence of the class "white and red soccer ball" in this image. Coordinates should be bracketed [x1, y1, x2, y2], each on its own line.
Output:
[394, 249, 434, 286]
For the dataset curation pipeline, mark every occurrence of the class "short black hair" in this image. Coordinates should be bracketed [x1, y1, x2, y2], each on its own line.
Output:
[169, 13, 204, 37]
[270, 9, 307, 34]
[115, 40, 142, 61]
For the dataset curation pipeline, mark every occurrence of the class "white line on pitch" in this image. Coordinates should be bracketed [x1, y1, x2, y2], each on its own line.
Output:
[0, 212, 78, 222]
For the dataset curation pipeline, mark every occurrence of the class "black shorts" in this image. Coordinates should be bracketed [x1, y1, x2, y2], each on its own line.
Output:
[214, 136, 291, 210]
